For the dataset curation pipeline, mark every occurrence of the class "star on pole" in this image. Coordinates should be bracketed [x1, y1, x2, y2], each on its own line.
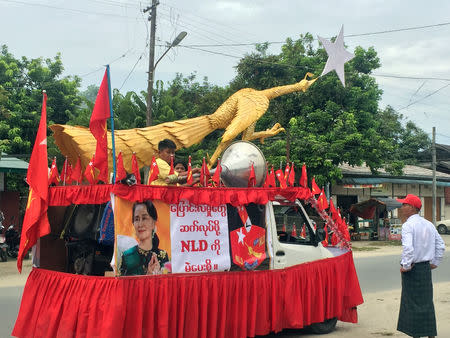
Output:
[318, 26, 354, 87]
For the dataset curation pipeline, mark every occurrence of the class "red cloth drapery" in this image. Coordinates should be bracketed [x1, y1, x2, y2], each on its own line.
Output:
[12, 251, 362, 338]
[48, 184, 312, 207]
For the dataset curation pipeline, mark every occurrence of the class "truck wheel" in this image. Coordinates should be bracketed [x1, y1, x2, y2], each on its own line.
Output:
[437, 224, 447, 235]
[309, 317, 337, 334]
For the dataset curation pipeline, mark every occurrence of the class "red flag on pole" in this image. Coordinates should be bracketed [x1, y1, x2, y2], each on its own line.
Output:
[284, 162, 290, 182]
[317, 188, 329, 211]
[268, 166, 276, 187]
[200, 157, 210, 187]
[291, 223, 297, 237]
[329, 199, 338, 220]
[311, 176, 321, 195]
[299, 164, 307, 188]
[61, 157, 72, 185]
[322, 225, 329, 247]
[71, 157, 82, 184]
[282, 223, 286, 232]
[263, 167, 270, 188]
[288, 162, 295, 187]
[131, 153, 141, 184]
[300, 223, 307, 238]
[186, 156, 193, 185]
[115, 152, 127, 183]
[248, 163, 256, 187]
[275, 169, 287, 188]
[148, 156, 159, 184]
[212, 159, 222, 187]
[48, 157, 60, 186]
[89, 70, 110, 183]
[17, 91, 51, 272]
[84, 154, 96, 185]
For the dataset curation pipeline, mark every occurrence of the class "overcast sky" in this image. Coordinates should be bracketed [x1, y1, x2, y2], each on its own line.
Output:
[2, 0, 450, 143]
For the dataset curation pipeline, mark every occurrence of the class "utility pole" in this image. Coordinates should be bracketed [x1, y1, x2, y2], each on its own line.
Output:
[144, 0, 158, 127]
[432, 127, 436, 225]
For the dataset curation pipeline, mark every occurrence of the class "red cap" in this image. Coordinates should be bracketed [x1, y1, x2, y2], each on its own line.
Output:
[396, 194, 422, 210]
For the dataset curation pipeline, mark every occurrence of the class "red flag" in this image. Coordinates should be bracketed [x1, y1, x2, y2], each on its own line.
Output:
[299, 164, 307, 188]
[275, 169, 287, 188]
[263, 167, 270, 188]
[311, 176, 321, 195]
[89, 70, 110, 183]
[115, 152, 127, 183]
[84, 154, 96, 185]
[200, 157, 210, 187]
[288, 162, 295, 187]
[17, 92, 51, 272]
[331, 231, 339, 246]
[148, 156, 159, 184]
[186, 156, 193, 185]
[169, 155, 174, 175]
[212, 159, 222, 187]
[291, 223, 297, 237]
[282, 224, 286, 232]
[237, 205, 251, 226]
[61, 157, 72, 185]
[48, 157, 60, 186]
[300, 223, 307, 238]
[322, 225, 329, 247]
[317, 188, 329, 211]
[329, 199, 338, 220]
[284, 163, 290, 182]
[248, 163, 256, 187]
[268, 166, 276, 187]
[71, 157, 82, 184]
[132, 153, 141, 184]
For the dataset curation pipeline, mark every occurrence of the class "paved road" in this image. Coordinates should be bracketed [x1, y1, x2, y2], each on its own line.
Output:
[1, 244, 449, 337]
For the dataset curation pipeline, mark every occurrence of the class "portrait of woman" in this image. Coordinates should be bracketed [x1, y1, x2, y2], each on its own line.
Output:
[119, 200, 170, 276]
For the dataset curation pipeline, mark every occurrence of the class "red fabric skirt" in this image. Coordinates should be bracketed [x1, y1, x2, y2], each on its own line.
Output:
[12, 251, 363, 338]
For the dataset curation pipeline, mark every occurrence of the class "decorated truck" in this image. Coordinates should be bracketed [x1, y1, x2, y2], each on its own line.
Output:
[13, 27, 363, 337]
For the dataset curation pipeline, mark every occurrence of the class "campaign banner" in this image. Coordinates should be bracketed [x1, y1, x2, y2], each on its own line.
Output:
[170, 200, 230, 273]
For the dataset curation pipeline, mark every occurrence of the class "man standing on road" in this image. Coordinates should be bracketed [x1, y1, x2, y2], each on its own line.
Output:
[396, 194, 445, 338]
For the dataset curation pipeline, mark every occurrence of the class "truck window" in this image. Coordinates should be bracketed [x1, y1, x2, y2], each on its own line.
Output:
[273, 202, 316, 245]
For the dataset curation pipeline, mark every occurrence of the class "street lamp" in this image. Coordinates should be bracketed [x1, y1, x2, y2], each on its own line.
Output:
[146, 31, 187, 126]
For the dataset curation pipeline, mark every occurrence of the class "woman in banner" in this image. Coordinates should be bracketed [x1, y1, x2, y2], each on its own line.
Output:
[120, 200, 170, 276]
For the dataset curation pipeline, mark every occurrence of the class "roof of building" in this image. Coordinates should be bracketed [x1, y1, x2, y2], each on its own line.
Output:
[0, 153, 29, 174]
[339, 163, 450, 187]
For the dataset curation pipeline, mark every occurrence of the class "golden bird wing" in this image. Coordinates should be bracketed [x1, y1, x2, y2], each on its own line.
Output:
[221, 91, 270, 143]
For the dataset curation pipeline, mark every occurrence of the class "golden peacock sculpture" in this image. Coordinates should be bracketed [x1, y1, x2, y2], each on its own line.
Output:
[50, 73, 317, 172]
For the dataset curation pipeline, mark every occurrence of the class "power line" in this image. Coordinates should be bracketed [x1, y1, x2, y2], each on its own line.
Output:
[398, 83, 450, 111]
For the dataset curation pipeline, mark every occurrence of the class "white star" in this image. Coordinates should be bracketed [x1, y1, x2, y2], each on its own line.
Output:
[89, 161, 93, 166]
[318, 26, 354, 87]
[236, 228, 246, 244]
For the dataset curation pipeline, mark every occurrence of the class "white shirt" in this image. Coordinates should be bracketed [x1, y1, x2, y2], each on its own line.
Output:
[401, 214, 445, 270]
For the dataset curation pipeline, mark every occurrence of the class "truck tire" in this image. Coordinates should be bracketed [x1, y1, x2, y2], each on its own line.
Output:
[309, 317, 337, 334]
[0, 250, 7, 262]
[437, 224, 447, 235]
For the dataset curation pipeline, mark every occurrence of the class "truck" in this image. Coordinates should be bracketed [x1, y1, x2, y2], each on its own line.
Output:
[12, 142, 362, 338]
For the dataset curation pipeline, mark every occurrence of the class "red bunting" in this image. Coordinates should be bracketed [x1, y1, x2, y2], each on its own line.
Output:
[89, 70, 110, 183]
[248, 163, 256, 187]
[186, 156, 193, 186]
[311, 176, 321, 195]
[132, 153, 141, 184]
[48, 157, 60, 186]
[83, 154, 96, 185]
[71, 157, 82, 184]
[17, 91, 51, 272]
[211, 159, 222, 187]
[299, 164, 307, 188]
[115, 152, 127, 183]
[148, 156, 159, 185]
